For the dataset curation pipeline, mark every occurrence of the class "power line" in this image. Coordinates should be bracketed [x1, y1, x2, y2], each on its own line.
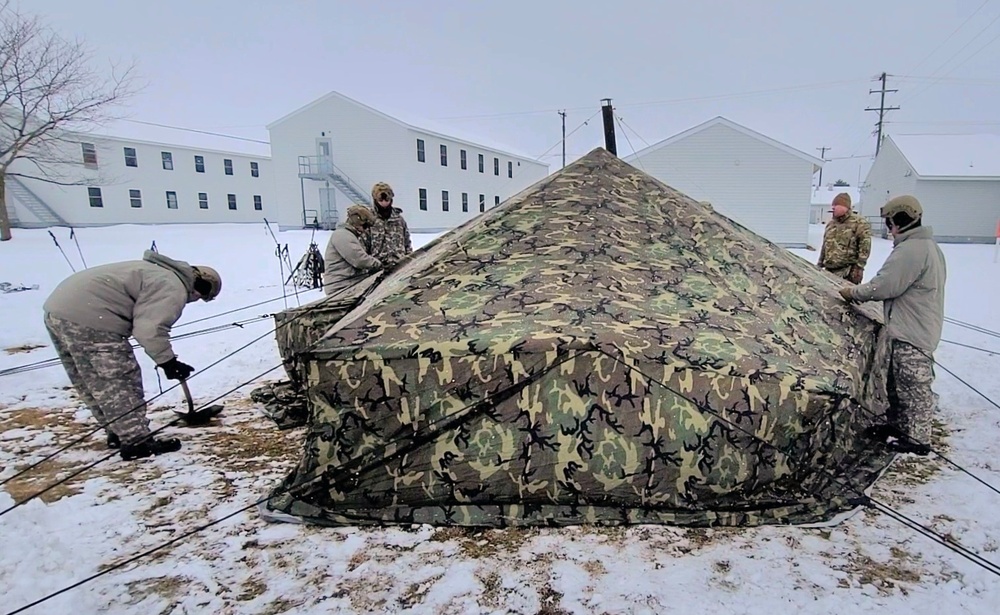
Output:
[436, 79, 868, 121]
[893, 10, 1000, 109]
[534, 110, 601, 160]
[121, 119, 270, 144]
[902, 0, 993, 76]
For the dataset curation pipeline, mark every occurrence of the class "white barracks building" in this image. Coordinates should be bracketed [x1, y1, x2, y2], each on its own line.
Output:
[7, 92, 549, 233]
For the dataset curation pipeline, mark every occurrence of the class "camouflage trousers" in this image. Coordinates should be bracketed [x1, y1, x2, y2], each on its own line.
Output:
[886, 340, 937, 443]
[44, 313, 151, 445]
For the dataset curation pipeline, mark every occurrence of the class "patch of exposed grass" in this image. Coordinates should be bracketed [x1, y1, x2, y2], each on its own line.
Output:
[537, 583, 569, 615]
[2, 458, 89, 503]
[478, 570, 504, 609]
[124, 575, 189, 600]
[429, 526, 539, 558]
[397, 574, 444, 609]
[236, 578, 267, 602]
[834, 550, 922, 596]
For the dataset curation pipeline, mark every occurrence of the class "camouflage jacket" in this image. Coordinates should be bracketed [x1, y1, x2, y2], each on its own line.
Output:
[368, 206, 413, 267]
[819, 212, 871, 275]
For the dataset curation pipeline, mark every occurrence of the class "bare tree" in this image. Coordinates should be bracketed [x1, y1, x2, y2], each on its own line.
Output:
[0, 1, 138, 241]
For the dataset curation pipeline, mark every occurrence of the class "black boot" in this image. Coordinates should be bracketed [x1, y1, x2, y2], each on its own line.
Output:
[865, 424, 905, 443]
[120, 437, 182, 461]
[886, 438, 931, 456]
[106, 432, 121, 449]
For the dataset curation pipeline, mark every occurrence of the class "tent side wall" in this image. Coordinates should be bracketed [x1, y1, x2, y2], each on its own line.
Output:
[267, 338, 891, 527]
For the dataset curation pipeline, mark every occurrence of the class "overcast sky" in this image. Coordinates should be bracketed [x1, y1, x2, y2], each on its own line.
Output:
[27, 0, 1000, 184]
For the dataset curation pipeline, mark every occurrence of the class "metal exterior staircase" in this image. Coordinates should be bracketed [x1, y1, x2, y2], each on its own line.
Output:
[6, 176, 67, 227]
[298, 156, 371, 207]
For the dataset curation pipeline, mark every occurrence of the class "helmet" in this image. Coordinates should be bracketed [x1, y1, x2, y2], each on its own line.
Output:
[345, 204, 377, 229]
[192, 265, 222, 302]
[880, 195, 922, 219]
[371, 182, 394, 204]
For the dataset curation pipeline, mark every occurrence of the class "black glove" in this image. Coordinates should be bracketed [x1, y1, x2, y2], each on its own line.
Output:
[159, 358, 194, 381]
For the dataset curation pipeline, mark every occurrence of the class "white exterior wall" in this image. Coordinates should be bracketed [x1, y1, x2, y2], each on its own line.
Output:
[7, 135, 273, 227]
[267, 93, 549, 231]
[268, 94, 410, 229]
[912, 179, 1000, 242]
[627, 123, 814, 246]
[858, 138, 917, 219]
[402, 129, 549, 231]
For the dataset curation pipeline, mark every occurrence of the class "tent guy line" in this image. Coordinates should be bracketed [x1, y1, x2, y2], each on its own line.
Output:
[8, 342, 998, 615]
[595, 347, 1000, 577]
[2, 347, 594, 615]
[0, 267, 392, 512]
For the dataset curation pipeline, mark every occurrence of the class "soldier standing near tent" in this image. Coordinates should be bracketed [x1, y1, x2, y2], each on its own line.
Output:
[368, 181, 413, 269]
[818, 192, 871, 284]
[42, 251, 222, 460]
[840, 195, 946, 456]
[322, 205, 383, 296]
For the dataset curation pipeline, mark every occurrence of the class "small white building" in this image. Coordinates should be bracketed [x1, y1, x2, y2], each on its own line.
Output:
[810, 184, 862, 224]
[7, 126, 273, 228]
[266, 91, 550, 231]
[861, 134, 1000, 243]
[623, 117, 823, 247]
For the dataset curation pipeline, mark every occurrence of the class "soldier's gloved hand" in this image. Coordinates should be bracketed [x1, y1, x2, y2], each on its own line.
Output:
[159, 358, 194, 381]
[838, 287, 855, 303]
[848, 266, 864, 284]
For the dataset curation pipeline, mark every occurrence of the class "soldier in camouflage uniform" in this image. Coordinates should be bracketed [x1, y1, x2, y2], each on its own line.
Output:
[43, 251, 223, 460]
[368, 181, 413, 269]
[818, 192, 871, 284]
[323, 205, 382, 296]
[841, 195, 947, 455]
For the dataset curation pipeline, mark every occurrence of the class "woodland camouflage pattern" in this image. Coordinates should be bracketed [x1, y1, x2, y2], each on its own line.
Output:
[264, 148, 894, 528]
[368, 206, 413, 269]
[819, 212, 872, 280]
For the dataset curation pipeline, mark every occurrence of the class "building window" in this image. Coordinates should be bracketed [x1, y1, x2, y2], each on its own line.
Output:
[87, 187, 103, 208]
[253, 195, 262, 211]
[460, 149, 467, 170]
[416, 139, 425, 163]
[478, 153, 484, 173]
[129, 189, 142, 208]
[250, 161, 259, 177]
[440, 144, 448, 166]
[198, 192, 209, 209]
[461, 192, 468, 212]
[508, 161, 513, 178]
[419, 188, 427, 210]
[123, 147, 137, 167]
[479, 193, 485, 212]
[161, 151, 173, 170]
[227, 194, 237, 210]
[494, 157, 499, 176]
[224, 159, 233, 175]
[194, 155, 205, 173]
[495, 195, 500, 207]
[81, 143, 98, 167]
[166, 191, 178, 209]
[442, 190, 449, 211]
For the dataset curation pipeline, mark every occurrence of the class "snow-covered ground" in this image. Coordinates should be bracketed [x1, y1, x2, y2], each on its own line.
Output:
[1, 222, 999, 614]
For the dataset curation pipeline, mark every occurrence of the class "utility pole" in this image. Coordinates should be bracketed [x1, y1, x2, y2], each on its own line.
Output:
[558, 110, 567, 168]
[865, 72, 899, 155]
[600, 98, 617, 156]
[816, 146, 831, 188]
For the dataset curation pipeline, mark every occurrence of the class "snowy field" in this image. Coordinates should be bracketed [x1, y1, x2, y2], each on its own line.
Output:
[1, 222, 999, 614]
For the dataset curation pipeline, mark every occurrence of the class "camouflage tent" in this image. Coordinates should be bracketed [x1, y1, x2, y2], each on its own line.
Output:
[263, 148, 893, 528]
